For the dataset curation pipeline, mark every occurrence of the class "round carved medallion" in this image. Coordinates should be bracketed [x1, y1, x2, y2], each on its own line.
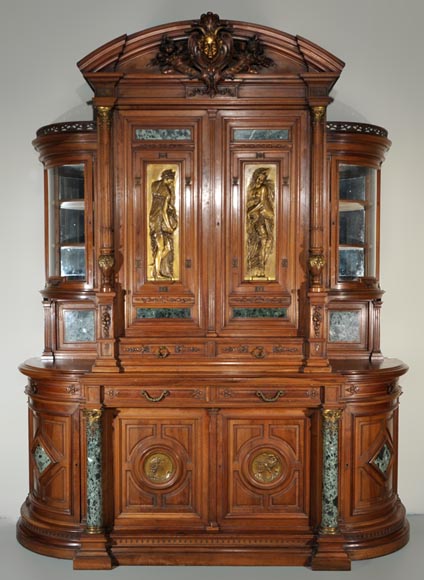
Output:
[250, 449, 283, 484]
[143, 452, 175, 484]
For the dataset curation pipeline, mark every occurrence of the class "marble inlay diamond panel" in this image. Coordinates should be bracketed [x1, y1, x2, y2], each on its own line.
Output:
[373, 443, 392, 475]
[33, 444, 52, 474]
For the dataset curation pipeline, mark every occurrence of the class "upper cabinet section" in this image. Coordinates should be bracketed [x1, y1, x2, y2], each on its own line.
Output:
[327, 123, 391, 290]
[33, 123, 96, 289]
[31, 14, 394, 367]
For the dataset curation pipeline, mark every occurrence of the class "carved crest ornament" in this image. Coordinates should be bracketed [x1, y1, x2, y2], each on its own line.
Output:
[152, 12, 274, 96]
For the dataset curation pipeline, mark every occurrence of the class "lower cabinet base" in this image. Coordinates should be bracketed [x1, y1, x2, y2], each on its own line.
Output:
[18, 357, 410, 571]
[17, 502, 410, 571]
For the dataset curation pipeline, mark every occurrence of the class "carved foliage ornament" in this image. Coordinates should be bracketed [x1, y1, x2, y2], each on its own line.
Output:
[152, 12, 274, 96]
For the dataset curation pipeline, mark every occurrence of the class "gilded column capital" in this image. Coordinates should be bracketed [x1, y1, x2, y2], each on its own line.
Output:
[83, 408, 103, 430]
[96, 105, 112, 127]
[322, 408, 343, 430]
[311, 105, 326, 123]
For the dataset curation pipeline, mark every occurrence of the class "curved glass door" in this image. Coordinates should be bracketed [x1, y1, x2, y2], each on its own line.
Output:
[337, 164, 377, 280]
[47, 164, 86, 280]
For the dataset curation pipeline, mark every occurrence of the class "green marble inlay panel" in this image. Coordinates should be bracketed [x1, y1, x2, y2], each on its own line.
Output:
[63, 309, 95, 342]
[33, 444, 52, 474]
[232, 308, 287, 319]
[321, 417, 341, 530]
[86, 417, 103, 530]
[233, 129, 289, 141]
[329, 310, 361, 343]
[136, 308, 191, 319]
[373, 443, 392, 475]
[135, 128, 192, 140]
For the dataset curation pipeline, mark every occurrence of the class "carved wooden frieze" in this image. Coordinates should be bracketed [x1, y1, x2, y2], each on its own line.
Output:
[152, 12, 274, 96]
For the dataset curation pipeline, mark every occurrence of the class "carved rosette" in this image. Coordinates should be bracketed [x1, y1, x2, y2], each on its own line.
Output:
[152, 12, 274, 97]
[83, 409, 103, 533]
[321, 409, 343, 534]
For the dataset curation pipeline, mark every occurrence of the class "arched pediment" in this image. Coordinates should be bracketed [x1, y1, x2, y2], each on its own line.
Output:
[78, 13, 344, 97]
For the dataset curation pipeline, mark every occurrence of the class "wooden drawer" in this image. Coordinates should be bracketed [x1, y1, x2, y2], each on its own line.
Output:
[103, 385, 210, 406]
[216, 385, 321, 405]
[119, 341, 208, 360]
[25, 378, 82, 401]
[216, 340, 303, 360]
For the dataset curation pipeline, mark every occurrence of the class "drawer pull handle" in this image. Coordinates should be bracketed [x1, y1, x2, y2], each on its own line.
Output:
[255, 390, 285, 403]
[251, 346, 266, 359]
[141, 389, 170, 403]
[157, 346, 170, 358]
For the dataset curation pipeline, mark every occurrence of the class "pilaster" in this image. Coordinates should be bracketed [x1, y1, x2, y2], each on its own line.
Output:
[92, 100, 120, 372]
[311, 408, 350, 571]
[304, 105, 331, 372]
[74, 408, 112, 569]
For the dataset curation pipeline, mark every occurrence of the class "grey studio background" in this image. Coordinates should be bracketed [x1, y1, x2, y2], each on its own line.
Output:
[1, 0, 423, 578]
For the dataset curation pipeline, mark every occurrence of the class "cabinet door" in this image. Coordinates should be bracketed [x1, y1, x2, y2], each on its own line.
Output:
[113, 409, 209, 531]
[217, 409, 312, 531]
[123, 113, 207, 337]
[29, 400, 80, 521]
[216, 112, 307, 338]
[343, 404, 398, 520]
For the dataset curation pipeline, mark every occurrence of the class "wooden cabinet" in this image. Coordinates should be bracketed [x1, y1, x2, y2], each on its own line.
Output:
[18, 13, 408, 571]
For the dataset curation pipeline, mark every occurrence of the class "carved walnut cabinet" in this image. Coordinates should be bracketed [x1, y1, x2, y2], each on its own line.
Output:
[18, 13, 408, 571]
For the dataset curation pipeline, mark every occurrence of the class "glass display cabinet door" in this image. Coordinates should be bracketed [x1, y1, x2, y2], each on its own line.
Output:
[47, 164, 86, 281]
[337, 164, 378, 280]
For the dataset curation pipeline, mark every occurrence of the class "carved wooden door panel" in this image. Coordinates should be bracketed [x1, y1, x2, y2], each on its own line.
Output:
[113, 408, 209, 531]
[216, 408, 312, 531]
[122, 112, 208, 337]
[29, 401, 80, 521]
[216, 112, 307, 339]
[342, 404, 398, 521]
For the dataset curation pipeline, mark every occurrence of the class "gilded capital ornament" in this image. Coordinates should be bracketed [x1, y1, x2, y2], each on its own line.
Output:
[322, 408, 343, 431]
[83, 408, 103, 428]
[96, 105, 112, 127]
[312, 105, 326, 123]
